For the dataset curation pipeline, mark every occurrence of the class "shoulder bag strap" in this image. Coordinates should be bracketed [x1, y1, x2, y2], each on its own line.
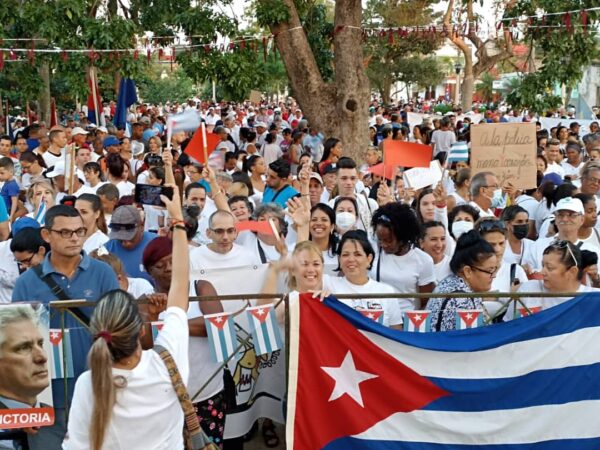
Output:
[376, 248, 382, 282]
[153, 345, 216, 450]
[33, 265, 90, 326]
[435, 289, 467, 332]
[510, 263, 517, 285]
[256, 239, 268, 264]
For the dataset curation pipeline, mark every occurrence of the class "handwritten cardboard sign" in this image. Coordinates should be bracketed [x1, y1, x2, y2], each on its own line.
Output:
[470, 123, 537, 190]
[249, 90, 262, 105]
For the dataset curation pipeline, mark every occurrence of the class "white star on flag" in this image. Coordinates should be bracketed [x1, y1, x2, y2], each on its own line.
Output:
[414, 314, 422, 321]
[215, 316, 223, 323]
[257, 308, 265, 316]
[367, 313, 375, 319]
[466, 313, 473, 320]
[50, 331, 59, 340]
[321, 351, 378, 408]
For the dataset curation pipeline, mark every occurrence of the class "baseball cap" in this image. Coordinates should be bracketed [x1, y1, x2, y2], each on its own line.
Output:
[309, 172, 323, 184]
[322, 163, 337, 175]
[541, 173, 563, 186]
[555, 197, 584, 215]
[103, 135, 121, 149]
[254, 121, 267, 128]
[108, 206, 142, 240]
[97, 126, 108, 133]
[12, 217, 40, 237]
[139, 116, 151, 125]
[72, 127, 88, 136]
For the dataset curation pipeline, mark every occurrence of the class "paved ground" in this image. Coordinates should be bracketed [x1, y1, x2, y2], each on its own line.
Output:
[244, 420, 286, 449]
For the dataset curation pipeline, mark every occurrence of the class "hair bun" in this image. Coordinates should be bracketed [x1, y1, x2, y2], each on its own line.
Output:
[455, 229, 481, 250]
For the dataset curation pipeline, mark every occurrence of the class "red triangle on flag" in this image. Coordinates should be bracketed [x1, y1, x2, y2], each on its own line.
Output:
[357, 309, 384, 322]
[291, 294, 447, 449]
[207, 313, 231, 330]
[367, 163, 397, 181]
[249, 307, 271, 323]
[458, 311, 481, 327]
[407, 311, 429, 328]
[49, 330, 62, 346]
[519, 306, 542, 316]
[185, 127, 221, 165]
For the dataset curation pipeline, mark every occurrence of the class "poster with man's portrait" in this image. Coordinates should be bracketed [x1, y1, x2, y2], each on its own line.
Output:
[0, 304, 55, 429]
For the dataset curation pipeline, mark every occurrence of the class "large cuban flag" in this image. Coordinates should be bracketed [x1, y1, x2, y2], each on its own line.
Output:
[287, 292, 600, 449]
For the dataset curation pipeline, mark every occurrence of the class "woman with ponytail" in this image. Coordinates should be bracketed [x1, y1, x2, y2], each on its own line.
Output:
[63, 184, 190, 450]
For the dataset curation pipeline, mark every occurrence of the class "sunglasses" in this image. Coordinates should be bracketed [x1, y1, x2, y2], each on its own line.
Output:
[109, 223, 137, 231]
[477, 219, 506, 233]
[548, 240, 579, 268]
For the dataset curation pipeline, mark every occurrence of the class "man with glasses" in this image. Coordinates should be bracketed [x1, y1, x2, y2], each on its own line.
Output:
[189, 210, 257, 273]
[469, 171, 499, 218]
[11, 205, 118, 450]
[525, 197, 600, 271]
[577, 160, 600, 203]
[104, 205, 156, 283]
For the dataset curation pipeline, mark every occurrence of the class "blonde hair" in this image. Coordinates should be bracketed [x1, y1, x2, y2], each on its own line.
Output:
[88, 290, 142, 450]
[288, 241, 324, 290]
[89, 250, 125, 276]
[27, 177, 56, 204]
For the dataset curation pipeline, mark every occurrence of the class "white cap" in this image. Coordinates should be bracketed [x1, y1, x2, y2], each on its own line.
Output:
[71, 127, 88, 136]
[254, 121, 267, 128]
[97, 126, 108, 133]
[132, 141, 145, 156]
[555, 197, 584, 215]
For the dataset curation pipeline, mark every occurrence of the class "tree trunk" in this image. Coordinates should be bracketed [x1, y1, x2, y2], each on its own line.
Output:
[38, 63, 51, 125]
[381, 76, 392, 105]
[269, 0, 369, 163]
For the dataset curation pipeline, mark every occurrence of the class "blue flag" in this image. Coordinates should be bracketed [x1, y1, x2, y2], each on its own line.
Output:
[114, 78, 138, 129]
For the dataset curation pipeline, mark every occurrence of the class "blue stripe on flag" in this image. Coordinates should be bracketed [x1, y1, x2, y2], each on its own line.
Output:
[226, 319, 237, 357]
[324, 437, 600, 450]
[422, 362, 600, 412]
[323, 293, 600, 352]
[218, 324, 229, 362]
[53, 345, 62, 379]
[269, 309, 283, 351]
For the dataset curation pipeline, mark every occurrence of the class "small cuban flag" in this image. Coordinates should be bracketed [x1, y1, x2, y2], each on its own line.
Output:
[447, 141, 469, 163]
[246, 304, 283, 356]
[516, 305, 542, 318]
[455, 309, 484, 330]
[403, 310, 431, 332]
[49, 329, 74, 379]
[151, 321, 164, 342]
[357, 308, 384, 325]
[205, 312, 238, 363]
[34, 200, 47, 226]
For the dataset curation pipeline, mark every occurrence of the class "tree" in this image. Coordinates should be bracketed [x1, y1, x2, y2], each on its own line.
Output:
[256, 0, 370, 161]
[476, 73, 495, 103]
[138, 69, 196, 104]
[443, 0, 516, 110]
[506, 2, 599, 112]
[363, 0, 443, 104]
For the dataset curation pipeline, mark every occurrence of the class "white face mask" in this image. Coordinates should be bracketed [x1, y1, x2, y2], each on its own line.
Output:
[336, 212, 356, 230]
[452, 220, 474, 239]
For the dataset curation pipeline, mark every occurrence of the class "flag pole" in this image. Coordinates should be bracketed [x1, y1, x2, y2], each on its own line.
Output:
[89, 66, 100, 125]
[201, 121, 208, 164]
[67, 144, 76, 195]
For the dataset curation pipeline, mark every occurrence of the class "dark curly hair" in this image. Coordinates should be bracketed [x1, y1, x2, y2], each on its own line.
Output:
[372, 202, 421, 248]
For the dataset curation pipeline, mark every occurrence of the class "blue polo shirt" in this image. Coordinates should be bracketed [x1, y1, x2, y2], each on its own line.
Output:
[12, 252, 119, 408]
[104, 231, 156, 283]
[262, 184, 299, 209]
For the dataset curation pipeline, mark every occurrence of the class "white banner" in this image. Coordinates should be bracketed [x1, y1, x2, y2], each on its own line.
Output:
[538, 118, 595, 137]
[191, 264, 286, 438]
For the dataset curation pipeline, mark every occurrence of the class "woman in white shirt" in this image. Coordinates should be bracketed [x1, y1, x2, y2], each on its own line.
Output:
[370, 203, 436, 311]
[419, 221, 452, 283]
[501, 205, 535, 267]
[309, 203, 338, 269]
[75, 194, 109, 254]
[505, 240, 594, 320]
[64, 185, 189, 450]
[325, 230, 403, 329]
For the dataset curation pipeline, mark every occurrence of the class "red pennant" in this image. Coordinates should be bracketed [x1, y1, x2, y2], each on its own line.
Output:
[28, 46, 35, 65]
[235, 220, 275, 235]
[147, 49, 151, 64]
[184, 127, 220, 165]
[388, 29, 394, 44]
[564, 12, 572, 35]
[133, 49, 139, 60]
[228, 42, 235, 51]
[9, 49, 17, 61]
[240, 39, 246, 50]
[0, 51, 4, 72]
[158, 48, 164, 60]
[581, 10, 589, 32]
[204, 45, 211, 53]
[61, 51, 68, 62]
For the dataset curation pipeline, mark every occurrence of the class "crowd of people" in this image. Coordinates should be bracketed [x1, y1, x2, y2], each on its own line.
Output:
[0, 98, 599, 449]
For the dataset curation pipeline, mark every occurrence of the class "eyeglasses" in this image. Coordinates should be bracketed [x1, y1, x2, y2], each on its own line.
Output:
[48, 227, 87, 238]
[584, 176, 600, 185]
[555, 211, 581, 220]
[210, 227, 237, 236]
[15, 253, 36, 268]
[548, 239, 579, 268]
[471, 266, 498, 277]
[477, 219, 505, 233]
[484, 185, 500, 189]
[109, 223, 137, 231]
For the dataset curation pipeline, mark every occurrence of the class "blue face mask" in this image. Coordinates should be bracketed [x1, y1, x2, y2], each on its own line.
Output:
[491, 189, 504, 208]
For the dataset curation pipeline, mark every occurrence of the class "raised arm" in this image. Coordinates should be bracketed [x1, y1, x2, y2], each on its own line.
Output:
[203, 165, 230, 212]
[162, 184, 189, 311]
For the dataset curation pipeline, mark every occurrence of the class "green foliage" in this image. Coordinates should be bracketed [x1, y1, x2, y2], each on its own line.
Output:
[476, 73, 495, 103]
[256, 0, 290, 26]
[507, 0, 599, 110]
[301, 3, 334, 81]
[138, 69, 196, 104]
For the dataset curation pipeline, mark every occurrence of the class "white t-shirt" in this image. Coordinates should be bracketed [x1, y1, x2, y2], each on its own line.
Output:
[64, 307, 189, 450]
[0, 240, 19, 304]
[433, 255, 452, 283]
[430, 129, 456, 157]
[369, 247, 436, 312]
[86, 181, 108, 194]
[189, 243, 259, 272]
[143, 205, 169, 232]
[503, 238, 535, 265]
[115, 180, 135, 198]
[561, 161, 583, 179]
[83, 229, 109, 254]
[525, 235, 600, 271]
[515, 195, 539, 220]
[503, 280, 596, 320]
[469, 200, 495, 218]
[545, 162, 565, 178]
[42, 149, 64, 168]
[323, 275, 402, 327]
[127, 277, 155, 299]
